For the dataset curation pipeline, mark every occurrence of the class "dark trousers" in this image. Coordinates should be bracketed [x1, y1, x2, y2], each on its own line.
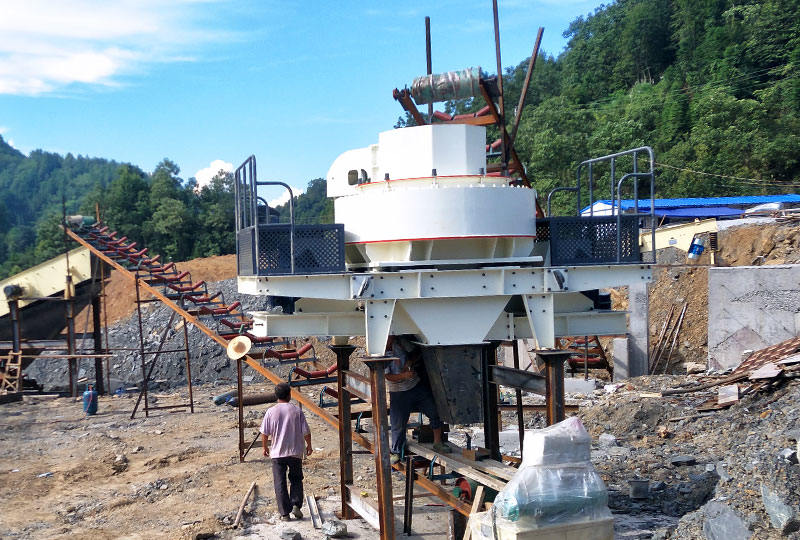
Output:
[271, 456, 304, 516]
[389, 382, 442, 454]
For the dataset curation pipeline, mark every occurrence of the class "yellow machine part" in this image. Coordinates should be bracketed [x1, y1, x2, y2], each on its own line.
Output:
[0, 247, 93, 318]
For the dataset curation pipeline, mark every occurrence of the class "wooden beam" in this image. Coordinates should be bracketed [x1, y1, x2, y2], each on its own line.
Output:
[442, 116, 496, 126]
[406, 441, 507, 492]
[462, 485, 486, 540]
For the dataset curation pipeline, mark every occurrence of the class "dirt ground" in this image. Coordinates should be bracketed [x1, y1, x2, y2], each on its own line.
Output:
[0, 383, 380, 539]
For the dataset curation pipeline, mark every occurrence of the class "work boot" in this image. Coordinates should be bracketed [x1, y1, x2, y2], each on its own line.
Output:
[291, 505, 303, 519]
[433, 442, 452, 454]
[279, 515, 292, 522]
[390, 453, 401, 465]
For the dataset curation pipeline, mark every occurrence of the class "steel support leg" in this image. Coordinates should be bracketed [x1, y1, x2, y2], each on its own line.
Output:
[403, 455, 417, 535]
[134, 277, 149, 416]
[237, 356, 245, 461]
[66, 289, 77, 397]
[481, 343, 501, 461]
[538, 350, 570, 425]
[512, 341, 524, 453]
[182, 317, 194, 413]
[364, 357, 395, 540]
[91, 295, 105, 395]
[332, 344, 356, 520]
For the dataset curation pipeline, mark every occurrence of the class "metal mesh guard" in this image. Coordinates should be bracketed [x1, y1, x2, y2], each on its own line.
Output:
[237, 229, 255, 275]
[546, 215, 640, 265]
[237, 224, 345, 276]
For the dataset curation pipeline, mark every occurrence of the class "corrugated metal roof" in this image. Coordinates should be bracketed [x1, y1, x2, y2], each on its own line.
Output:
[656, 206, 743, 218]
[582, 194, 800, 213]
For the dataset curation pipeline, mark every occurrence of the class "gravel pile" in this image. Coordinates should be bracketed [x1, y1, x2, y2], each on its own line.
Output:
[580, 375, 800, 539]
[26, 278, 314, 393]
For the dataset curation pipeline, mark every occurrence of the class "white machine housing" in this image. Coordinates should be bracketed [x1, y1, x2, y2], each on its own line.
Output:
[238, 123, 652, 355]
[327, 124, 537, 267]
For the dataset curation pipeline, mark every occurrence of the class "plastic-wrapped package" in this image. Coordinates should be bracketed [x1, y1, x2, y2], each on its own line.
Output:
[492, 464, 610, 526]
[522, 416, 591, 466]
[487, 417, 612, 530]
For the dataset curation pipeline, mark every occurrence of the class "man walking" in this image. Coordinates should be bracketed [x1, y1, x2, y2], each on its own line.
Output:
[261, 382, 312, 521]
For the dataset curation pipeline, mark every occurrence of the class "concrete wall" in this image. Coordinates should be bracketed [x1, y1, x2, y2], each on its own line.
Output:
[708, 265, 800, 370]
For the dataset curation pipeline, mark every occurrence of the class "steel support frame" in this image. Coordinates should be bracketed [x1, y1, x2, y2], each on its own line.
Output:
[132, 278, 195, 420]
[64, 227, 481, 523]
[481, 342, 502, 461]
[240, 264, 652, 300]
[1, 298, 22, 393]
[364, 358, 395, 540]
[538, 350, 570, 425]
[65, 282, 77, 397]
[91, 294, 105, 395]
[333, 344, 357, 519]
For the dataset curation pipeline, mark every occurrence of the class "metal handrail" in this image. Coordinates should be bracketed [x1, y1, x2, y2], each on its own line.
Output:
[546, 146, 657, 264]
[234, 155, 296, 275]
[615, 172, 654, 263]
[546, 186, 581, 217]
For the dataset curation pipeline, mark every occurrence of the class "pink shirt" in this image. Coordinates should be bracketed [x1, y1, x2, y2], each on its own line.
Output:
[260, 402, 310, 459]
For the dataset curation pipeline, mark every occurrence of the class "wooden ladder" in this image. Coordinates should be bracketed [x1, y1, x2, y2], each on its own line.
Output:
[0, 351, 23, 393]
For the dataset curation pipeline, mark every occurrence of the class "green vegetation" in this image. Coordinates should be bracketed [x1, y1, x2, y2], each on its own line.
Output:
[401, 0, 800, 214]
[2, 0, 799, 277]
[0, 136, 330, 279]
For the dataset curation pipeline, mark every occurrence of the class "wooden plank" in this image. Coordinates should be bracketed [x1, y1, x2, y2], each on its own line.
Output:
[463, 486, 486, 540]
[346, 486, 380, 530]
[443, 115, 496, 126]
[440, 445, 516, 482]
[749, 362, 782, 380]
[406, 441, 507, 492]
[233, 480, 256, 528]
[306, 493, 322, 529]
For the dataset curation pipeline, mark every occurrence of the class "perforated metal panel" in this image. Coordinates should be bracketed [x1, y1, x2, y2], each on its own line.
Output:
[544, 215, 640, 265]
[237, 224, 345, 276]
[237, 229, 255, 276]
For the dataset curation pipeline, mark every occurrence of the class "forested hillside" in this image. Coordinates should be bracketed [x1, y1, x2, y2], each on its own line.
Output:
[2, 0, 798, 278]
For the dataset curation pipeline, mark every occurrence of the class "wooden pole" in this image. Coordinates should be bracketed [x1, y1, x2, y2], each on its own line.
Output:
[233, 480, 257, 528]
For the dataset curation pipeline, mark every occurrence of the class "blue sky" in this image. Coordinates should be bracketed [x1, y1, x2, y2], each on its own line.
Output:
[0, 0, 602, 205]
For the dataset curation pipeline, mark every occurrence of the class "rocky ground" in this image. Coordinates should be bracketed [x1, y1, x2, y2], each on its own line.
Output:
[2, 371, 797, 539]
[8, 219, 800, 538]
[581, 375, 800, 539]
[0, 383, 382, 539]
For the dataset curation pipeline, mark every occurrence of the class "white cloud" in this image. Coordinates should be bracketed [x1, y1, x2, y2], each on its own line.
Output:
[268, 186, 305, 208]
[194, 159, 233, 189]
[0, 0, 228, 95]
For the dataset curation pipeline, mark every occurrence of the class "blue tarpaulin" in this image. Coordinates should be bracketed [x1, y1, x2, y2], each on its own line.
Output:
[581, 194, 800, 215]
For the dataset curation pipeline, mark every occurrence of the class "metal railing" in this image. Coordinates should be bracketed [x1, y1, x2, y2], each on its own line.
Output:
[234, 156, 345, 276]
[547, 146, 656, 264]
[234, 155, 296, 274]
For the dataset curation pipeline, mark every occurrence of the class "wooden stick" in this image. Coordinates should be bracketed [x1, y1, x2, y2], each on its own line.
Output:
[653, 303, 683, 374]
[663, 303, 688, 374]
[649, 304, 675, 371]
[462, 485, 486, 540]
[234, 480, 257, 528]
[651, 304, 676, 371]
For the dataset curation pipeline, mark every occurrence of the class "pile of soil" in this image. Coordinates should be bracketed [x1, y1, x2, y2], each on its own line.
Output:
[77, 254, 238, 329]
[627, 219, 800, 373]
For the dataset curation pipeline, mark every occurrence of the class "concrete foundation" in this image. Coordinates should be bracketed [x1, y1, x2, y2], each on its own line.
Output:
[708, 265, 800, 370]
[612, 337, 630, 381]
[627, 282, 650, 377]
